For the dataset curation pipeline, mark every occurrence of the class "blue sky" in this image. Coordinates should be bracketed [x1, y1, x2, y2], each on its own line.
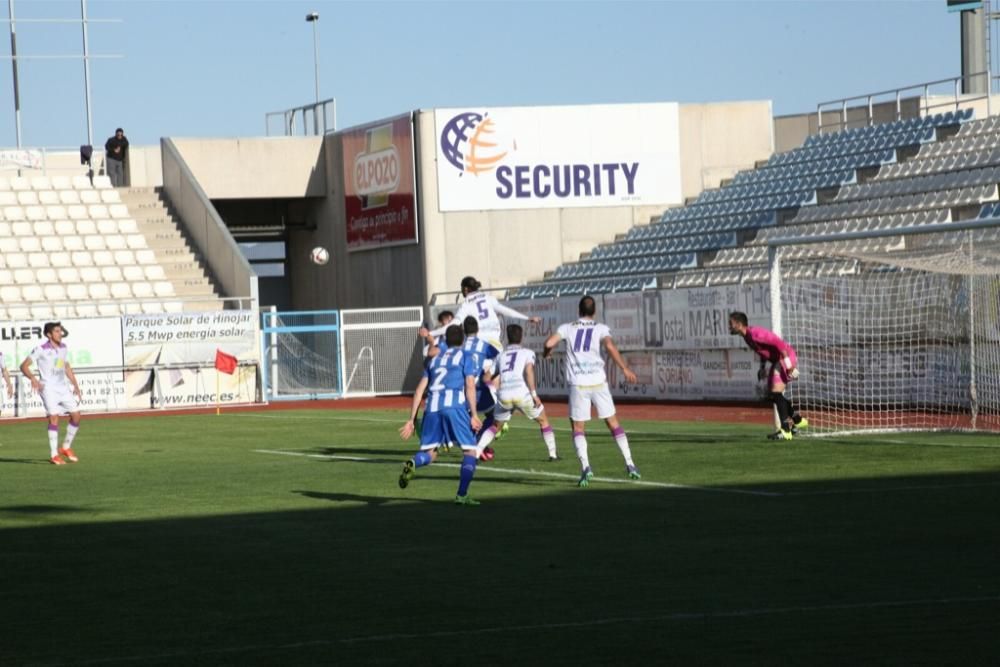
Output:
[0, 0, 964, 148]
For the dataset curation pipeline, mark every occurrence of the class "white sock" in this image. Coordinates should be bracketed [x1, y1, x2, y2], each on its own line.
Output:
[573, 431, 589, 470]
[475, 425, 498, 457]
[48, 426, 59, 457]
[540, 425, 557, 457]
[611, 426, 634, 467]
[63, 422, 80, 449]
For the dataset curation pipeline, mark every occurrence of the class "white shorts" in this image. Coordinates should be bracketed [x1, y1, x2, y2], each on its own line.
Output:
[569, 383, 616, 422]
[41, 387, 80, 416]
[495, 391, 545, 422]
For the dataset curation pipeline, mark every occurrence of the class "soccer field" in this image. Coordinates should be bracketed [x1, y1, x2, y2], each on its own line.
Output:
[1, 407, 999, 666]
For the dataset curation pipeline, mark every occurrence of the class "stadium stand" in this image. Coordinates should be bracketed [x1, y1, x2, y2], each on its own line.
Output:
[0, 176, 222, 319]
[510, 108, 987, 297]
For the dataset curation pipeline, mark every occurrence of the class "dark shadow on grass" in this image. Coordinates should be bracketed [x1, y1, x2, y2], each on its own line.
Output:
[2, 471, 999, 666]
[0, 504, 89, 515]
[0, 457, 46, 465]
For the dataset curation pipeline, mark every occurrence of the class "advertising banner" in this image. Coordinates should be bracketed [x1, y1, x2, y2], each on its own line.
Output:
[341, 113, 418, 252]
[434, 103, 682, 212]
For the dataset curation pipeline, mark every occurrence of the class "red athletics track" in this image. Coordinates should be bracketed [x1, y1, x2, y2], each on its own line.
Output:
[13, 396, 776, 426]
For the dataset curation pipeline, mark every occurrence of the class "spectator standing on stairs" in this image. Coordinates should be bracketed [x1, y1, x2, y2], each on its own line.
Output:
[104, 128, 129, 187]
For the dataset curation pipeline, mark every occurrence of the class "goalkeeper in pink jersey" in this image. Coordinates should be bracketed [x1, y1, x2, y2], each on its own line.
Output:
[729, 312, 808, 440]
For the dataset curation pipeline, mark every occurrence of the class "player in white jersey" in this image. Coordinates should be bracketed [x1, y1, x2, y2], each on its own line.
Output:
[475, 324, 558, 461]
[20, 322, 83, 465]
[421, 276, 541, 352]
[543, 295, 640, 487]
[0, 351, 14, 415]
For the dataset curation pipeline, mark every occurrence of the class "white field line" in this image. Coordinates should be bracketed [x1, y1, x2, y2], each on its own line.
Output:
[38, 594, 1000, 666]
[252, 448, 782, 497]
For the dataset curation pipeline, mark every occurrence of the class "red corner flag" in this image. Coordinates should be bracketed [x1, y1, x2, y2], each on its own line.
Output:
[215, 349, 238, 375]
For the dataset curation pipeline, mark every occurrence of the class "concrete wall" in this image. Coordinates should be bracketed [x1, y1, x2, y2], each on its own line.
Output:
[283, 131, 428, 311]
[170, 137, 326, 199]
[677, 101, 775, 198]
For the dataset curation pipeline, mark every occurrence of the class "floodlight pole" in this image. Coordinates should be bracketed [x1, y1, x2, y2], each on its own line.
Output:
[7, 0, 21, 148]
[307, 12, 320, 105]
[81, 0, 93, 147]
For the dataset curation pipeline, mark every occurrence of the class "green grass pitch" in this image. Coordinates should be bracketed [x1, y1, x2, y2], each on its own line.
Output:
[1, 408, 999, 665]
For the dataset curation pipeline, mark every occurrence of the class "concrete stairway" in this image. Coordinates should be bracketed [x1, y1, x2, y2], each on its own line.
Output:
[116, 187, 222, 310]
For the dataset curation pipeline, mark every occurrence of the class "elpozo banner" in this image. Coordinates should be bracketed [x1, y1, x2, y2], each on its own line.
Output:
[434, 102, 682, 212]
[341, 113, 418, 252]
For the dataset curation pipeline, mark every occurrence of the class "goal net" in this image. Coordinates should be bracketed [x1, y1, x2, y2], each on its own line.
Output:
[771, 224, 1000, 435]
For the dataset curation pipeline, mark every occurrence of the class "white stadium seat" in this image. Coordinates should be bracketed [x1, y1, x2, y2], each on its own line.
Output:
[31, 304, 56, 319]
[0, 285, 21, 301]
[114, 250, 136, 266]
[67, 205, 88, 220]
[110, 282, 132, 299]
[49, 252, 72, 268]
[117, 219, 138, 233]
[76, 219, 97, 235]
[88, 283, 110, 300]
[142, 301, 165, 314]
[18, 237, 41, 252]
[98, 303, 122, 316]
[38, 190, 60, 205]
[21, 285, 43, 302]
[109, 204, 129, 219]
[16, 190, 39, 205]
[80, 190, 101, 204]
[96, 219, 118, 234]
[126, 234, 147, 249]
[12, 221, 32, 235]
[136, 250, 156, 265]
[50, 176, 72, 191]
[36, 267, 57, 284]
[45, 205, 67, 220]
[0, 221, 9, 235]
[8, 304, 30, 320]
[54, 220, 75, 235]
[93, 250, 114, 266]
[30, 176, 51, 191]
[4, 206, 25, 221]
[33, 220, 55, 235]
[100, 189, 121, 204]
[13, 267, 34, 284]
[143, 265, 166, 281]
[5, 253, 27, 269]
[62, 236, 85, 251]
[66, 284, 89, 300]
[0, 192, 17, 206]
[28, 253, 50, 268]
[59, 190, 80, 205]
[71, 251, 94, 267]
[41, 237, 62, 252]
[79, 266, 101, 282]
[10, 176, 29, 191]
[57, 267, 81, 283]
[0, 269, 11, 283]
[0, 176, 9, 190]
[0, 237, 19, 253]
[44, 284, 67, 301]
[93, 175, 112, 189]
[153, 281, 175, 297]
[74, 302, 98, 317]
[163, 301, 184, 313]
[122, 265, 144, 281]
[131, 282, 154, 298]
[25, 205, 46, 221]
[84, 235, 107, 251]
[105, 234, 127, 250]
[72, 175, 93, 190]
[101, 266, 123, 282]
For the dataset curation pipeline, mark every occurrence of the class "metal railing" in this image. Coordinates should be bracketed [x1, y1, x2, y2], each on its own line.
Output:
[265, 98, 337, 136]
[816, 71, 992, 133]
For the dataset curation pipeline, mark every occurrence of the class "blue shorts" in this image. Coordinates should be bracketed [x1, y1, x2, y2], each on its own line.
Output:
[420, 409, 477, 451]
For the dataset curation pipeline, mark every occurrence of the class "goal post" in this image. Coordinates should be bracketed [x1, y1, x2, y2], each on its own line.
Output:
[768, 218, 1000, 435]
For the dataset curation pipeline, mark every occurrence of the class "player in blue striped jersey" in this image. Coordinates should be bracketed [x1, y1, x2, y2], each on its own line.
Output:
[461, 316, 501, 457]
[420, 310, 453, 360]
[399, 324, 484, 505]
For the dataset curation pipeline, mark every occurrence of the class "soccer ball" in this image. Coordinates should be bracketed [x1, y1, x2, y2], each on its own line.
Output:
[310, 246, 329, 265]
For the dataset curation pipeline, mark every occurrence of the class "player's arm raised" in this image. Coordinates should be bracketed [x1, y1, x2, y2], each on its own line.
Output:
[603, 336, 637, 384]
[64, 361, 82, 399]
[491, 298, 542, 325]
[399, 376, 429, 440]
